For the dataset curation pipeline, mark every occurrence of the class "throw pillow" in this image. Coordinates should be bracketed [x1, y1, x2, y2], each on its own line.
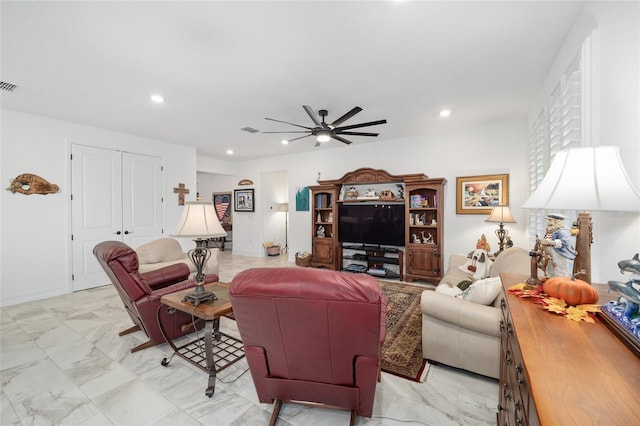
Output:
[435, 284, 463, 297]
[457, 280, 473, 291]
[458, 276, 502, 305]
[458, 249, 493, 280]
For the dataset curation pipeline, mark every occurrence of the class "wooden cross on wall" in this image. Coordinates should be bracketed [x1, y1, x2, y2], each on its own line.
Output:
[173, 183, 190, 205]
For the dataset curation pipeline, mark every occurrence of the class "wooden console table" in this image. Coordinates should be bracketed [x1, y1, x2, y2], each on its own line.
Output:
[499, 272, 640, 425]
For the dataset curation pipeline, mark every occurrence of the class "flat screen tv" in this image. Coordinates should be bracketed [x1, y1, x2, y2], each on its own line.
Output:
[338, 203, 405, 247]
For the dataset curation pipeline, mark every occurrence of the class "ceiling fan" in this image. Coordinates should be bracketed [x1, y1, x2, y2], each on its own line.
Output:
[263, 106, 387, 147]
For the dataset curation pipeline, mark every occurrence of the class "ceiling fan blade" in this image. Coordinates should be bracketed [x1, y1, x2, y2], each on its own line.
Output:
[330, 106, 362, 127]
[303, 105, 322, 126]
[265, 117, 312, 130]
[336, 119, 387, 131]
[262, 131, 309, 134]
[336, 131, 379, 137]
[287, 134, 313, 142]
[331, 135, 353, 145]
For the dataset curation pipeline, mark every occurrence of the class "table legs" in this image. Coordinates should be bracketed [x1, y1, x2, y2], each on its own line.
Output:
[203, 318, 220, 397]
[157, 306, 220, 397]
[156, 305, 245, 398]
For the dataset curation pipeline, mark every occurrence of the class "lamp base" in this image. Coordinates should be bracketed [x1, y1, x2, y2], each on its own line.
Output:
[182, 283, 217, 306]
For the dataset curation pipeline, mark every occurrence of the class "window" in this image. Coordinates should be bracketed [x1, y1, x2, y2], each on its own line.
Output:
[527, 46, 585, 246]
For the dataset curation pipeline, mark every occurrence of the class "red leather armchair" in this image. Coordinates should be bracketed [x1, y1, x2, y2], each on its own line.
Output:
[93, 241, 219, 353]
[230, 267, 386, 424]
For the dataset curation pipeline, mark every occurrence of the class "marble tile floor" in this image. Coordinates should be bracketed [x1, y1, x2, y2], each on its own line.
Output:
[0, 251, 498, 425]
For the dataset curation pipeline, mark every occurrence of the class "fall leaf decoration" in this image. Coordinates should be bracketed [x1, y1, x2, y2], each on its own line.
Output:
[508, 283, 601, 323]
[541, 298, 601, 322]
[508, 283, 545, 299]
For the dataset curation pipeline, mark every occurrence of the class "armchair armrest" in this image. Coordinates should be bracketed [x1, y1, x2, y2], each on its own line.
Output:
[141, 263, 190, 289]
[420, 290, 500, 337]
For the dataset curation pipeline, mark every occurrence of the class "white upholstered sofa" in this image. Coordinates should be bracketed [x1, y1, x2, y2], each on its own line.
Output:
[420, 247, 531, 379]
[135, 238, 220, 277]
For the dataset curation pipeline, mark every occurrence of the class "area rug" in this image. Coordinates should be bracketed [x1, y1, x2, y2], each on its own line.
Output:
[379, 280, 430, 382]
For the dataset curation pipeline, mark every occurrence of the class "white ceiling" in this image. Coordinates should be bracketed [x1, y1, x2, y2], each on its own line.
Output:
[1, 1, 585, 160]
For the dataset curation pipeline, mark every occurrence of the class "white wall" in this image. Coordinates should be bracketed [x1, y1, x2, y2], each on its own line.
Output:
[0, 109, 197, 306]
[196, 172, 233, 201]
[530, 2, 640, 282]
[199, 119, 530, 269]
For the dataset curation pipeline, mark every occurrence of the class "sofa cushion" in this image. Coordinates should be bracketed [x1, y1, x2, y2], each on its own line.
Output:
[489, 246, 531, 277]
[458, 276, 502, 305]
[435, 283, 463, 297]
[136, 238, 186, 264]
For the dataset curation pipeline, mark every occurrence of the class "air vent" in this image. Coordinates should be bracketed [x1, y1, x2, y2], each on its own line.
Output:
[0, 81, 19, 93]
[241, 126, 259, 133]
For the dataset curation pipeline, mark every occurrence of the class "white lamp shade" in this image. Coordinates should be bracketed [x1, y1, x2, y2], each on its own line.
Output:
[522, 146, 640, 212]
[278, 203, 289, 212]
[486, 205, 516, 223]
[171, 201, 228, 238]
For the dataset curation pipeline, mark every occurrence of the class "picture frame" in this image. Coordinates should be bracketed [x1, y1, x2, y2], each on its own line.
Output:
[456, 174, 509, 215]
[295, 186, 310, 211]
[212, 192, 232, 226]
[234, 188, 255, 212]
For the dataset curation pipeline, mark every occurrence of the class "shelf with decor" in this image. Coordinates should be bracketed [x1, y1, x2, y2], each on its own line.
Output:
[405, 178, 446, 283]
[309, 184, 338, 269]
[308, 168, 446, 276]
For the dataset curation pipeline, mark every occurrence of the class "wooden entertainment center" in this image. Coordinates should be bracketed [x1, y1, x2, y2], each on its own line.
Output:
[309, 168, 446, 283]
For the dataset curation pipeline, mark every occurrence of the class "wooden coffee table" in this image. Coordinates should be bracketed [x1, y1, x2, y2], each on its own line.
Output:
[157, 281, 245, 397]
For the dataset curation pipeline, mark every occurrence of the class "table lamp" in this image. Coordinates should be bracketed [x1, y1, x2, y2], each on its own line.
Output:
[279, 202, 289, 253]
[485, 205, 516, 256]
[171, 201, 227, 305]
[521, 146, 640, 284]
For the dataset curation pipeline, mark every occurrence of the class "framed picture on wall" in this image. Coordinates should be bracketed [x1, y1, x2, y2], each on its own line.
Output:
[212, 192, 232, 225]
[456, 174, 509, 215]
[295, 186, 310, 211]
[234, 188, 255, 212]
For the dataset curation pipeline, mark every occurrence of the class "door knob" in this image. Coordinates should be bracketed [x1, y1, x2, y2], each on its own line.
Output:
[124, 230, 132, 235]
[114, 231, 122, 235]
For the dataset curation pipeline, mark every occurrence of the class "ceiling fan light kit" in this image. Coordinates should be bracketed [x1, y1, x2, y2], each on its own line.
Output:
[264, 105, 387, 147]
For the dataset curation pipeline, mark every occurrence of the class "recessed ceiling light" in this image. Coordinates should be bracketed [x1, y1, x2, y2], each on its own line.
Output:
[281, 139, 289, 145]
[439, 109, 451, 118]
[226, 149, 234, 155]
[150, 94, 164, 103]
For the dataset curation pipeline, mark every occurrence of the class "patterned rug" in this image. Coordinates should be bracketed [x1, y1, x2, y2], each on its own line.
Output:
[379, 281, 430, 382]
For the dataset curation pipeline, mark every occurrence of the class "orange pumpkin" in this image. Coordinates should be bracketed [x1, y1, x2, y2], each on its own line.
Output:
[543, 276, 599, 305]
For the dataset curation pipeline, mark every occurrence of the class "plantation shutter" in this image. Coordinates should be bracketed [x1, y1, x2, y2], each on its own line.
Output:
[527, 47, 584, 246]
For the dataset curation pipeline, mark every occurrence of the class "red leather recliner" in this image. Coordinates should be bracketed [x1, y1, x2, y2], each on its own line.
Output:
[230, 267, 386, 424]
[93, 241, 219, 353]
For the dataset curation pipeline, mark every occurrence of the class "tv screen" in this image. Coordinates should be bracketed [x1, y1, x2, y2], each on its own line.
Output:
[338, 203, 405, 247]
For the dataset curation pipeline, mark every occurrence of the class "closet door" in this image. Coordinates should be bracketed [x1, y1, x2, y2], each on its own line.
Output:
[121, 152, 163, 248]
[71, 144, 123, 291]
[71, 145, 163, 291]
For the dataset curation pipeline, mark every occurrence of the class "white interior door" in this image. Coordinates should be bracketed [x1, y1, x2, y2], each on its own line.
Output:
[122, 152, 163, 248]
[71, 145, 123, 291]
[71, 145, 163, 291]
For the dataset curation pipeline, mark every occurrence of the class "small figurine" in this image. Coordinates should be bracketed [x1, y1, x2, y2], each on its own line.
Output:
[317, 225, 325, 237]
[421, 231, 434, 244]
[412, 233, 421, 244]
[605, 253, 640, 339]
[476, 234, 491, 253]
[365, 188, 376, 198]
[539, 213, 577, 278]
[396, 184, 405, 200]
[379, 189, 394, 200]
[345, 186, 359, 199]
